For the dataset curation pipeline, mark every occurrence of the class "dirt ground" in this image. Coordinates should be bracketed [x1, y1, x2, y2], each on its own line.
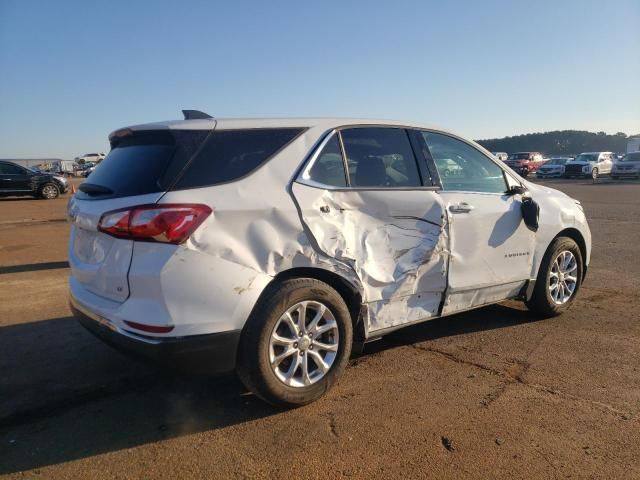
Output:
[1, 178, 639, 479]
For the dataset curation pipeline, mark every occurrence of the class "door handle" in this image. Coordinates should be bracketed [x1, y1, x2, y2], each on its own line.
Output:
[320, 205, 345, 213]
[449, 202, 474, 213]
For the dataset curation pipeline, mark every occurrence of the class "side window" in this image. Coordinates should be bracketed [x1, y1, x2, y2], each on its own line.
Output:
[340, 127, 421, 188]
[172, 128, 303, 189]
[0, 163, 25, 174]
[306, 134, 347, 187]
[422, 132, 507, 193]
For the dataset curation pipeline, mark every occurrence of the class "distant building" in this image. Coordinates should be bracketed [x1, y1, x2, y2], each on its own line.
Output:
[628, 137, 640, 153]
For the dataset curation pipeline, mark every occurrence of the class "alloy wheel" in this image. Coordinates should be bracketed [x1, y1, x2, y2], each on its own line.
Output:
[269, 300, 339, 388]
[42, 185, 58, 199]
[548, 250, 578, 305]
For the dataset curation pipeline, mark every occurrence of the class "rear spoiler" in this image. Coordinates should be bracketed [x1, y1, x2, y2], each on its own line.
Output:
[182, 110, 213, 120]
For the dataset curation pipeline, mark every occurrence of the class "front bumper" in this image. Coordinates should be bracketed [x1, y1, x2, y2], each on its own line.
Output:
[71, 298, 241, 374]
[507, 165, 529, 176]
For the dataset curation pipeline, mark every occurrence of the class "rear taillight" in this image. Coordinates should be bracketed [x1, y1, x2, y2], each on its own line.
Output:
[98, 204, 212, 244]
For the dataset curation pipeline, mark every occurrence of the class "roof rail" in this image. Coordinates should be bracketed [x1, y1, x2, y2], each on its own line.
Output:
[182, 110, 213, 120]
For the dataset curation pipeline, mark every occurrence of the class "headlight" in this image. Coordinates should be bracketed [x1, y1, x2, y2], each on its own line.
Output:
[582, 166, 590, 172]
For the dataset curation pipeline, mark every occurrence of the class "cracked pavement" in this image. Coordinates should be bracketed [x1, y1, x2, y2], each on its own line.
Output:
[1, 179, 639, 479]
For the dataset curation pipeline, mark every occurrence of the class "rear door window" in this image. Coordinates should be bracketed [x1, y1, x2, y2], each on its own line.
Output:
[339, 127, 422, 188]
[172, 128, 304, 189]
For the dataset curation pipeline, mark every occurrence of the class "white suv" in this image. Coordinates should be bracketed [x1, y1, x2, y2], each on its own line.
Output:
[563, 152, 614, 179]
[68, 113, 591, 406]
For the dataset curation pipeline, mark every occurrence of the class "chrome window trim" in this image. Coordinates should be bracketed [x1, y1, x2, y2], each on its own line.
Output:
[296, 124, 523, 194]
[297, 125, 438, 191]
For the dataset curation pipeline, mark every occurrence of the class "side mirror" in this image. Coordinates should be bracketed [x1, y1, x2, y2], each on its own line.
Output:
[521, 197, 540, 232]
[507, 184, 527, 196]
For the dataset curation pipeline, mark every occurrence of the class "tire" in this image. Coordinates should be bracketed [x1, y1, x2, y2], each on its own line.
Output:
[591, 168, 598, 180]
[526, 236, 583, 317]
[237, 278, 353, 407]
[39, 183, 60, 199]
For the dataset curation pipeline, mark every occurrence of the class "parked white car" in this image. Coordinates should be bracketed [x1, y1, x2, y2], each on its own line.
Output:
[536, 157, 572, 178]
[76, 152, 105, 164]
[563, 152, 614, 179]
[492, 152, 508, 162]
[68, 113, 591, 406]
[611, 151, 640, 179]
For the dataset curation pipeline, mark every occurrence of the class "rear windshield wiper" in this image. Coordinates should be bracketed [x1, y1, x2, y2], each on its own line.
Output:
[78, 183, 114, 196]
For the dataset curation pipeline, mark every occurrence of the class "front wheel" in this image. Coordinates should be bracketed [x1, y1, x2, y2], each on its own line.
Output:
[526, 237, 583, 317]
[39, 183, 60, 199]
[591, 168, 598, 180]
[237, 278, 353, 407]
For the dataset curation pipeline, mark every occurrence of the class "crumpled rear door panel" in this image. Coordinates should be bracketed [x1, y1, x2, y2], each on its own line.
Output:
[291, 183, 449, 334]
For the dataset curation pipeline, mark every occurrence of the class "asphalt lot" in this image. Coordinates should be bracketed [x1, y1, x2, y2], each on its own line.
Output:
[1, 177, 639, 479]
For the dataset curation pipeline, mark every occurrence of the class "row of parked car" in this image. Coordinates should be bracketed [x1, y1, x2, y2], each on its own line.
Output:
[492, 151, 640, 180]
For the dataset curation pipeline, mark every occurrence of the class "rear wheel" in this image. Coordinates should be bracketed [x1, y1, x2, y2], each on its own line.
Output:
[527, 237, 583, 317]
[237, 278, 353, 407]
[39, 183, 59, 199]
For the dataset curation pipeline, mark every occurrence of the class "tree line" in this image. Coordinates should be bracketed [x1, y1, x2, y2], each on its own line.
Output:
[476, 130, 635, 156]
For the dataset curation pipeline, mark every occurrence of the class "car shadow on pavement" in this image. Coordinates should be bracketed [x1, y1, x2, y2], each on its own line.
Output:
[0, 302, 539, 474]
[0, 315, 277, 475]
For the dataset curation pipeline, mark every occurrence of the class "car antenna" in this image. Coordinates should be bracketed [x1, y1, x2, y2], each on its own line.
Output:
[182, 110, 213, 120]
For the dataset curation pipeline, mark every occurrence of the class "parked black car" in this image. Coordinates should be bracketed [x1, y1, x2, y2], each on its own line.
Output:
[0, 161, 69, 199]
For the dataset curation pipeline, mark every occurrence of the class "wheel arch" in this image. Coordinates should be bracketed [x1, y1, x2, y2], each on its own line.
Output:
[272, 267, 364, 332]
[554, 227, 588, 280]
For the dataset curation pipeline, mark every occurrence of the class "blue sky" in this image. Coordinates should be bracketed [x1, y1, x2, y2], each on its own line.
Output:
[1, 0, 638, 158]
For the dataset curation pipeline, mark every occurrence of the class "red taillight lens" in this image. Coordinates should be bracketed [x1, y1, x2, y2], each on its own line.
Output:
[123, 320, 174, 334]
[98, 204, 212, 244]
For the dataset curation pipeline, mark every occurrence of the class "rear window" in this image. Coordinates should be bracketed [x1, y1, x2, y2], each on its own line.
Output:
[77, 128, 303, 199]
[76, 130, 208, 199]
[172, 128, 304, 190]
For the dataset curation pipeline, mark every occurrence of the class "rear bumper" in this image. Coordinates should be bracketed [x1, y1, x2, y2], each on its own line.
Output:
[71, 298, 241, 374]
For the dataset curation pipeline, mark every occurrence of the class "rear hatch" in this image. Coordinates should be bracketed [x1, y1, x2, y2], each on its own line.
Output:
[68, 127, 213, 302]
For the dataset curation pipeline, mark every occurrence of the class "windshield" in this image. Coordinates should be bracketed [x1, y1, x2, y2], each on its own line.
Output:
[573, 153, 599, 162]
[547, 158, 569, 165]
[508, 153, 530, 160]
[621, 152, 640, 162]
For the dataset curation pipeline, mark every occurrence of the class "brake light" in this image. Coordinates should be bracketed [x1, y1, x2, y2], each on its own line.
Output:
[98, 204, 212, 244]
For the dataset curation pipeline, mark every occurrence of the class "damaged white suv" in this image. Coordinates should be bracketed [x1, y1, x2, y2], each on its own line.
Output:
[69, 112, 591, 406]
